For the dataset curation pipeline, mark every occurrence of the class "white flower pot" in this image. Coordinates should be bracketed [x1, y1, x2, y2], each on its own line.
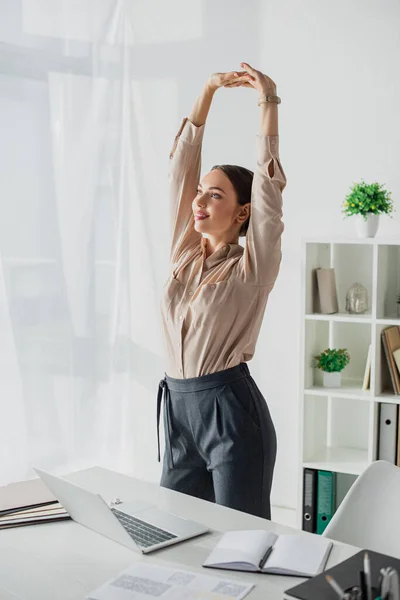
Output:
[323, 371, 342, 388]
[354, 213, 380, 238]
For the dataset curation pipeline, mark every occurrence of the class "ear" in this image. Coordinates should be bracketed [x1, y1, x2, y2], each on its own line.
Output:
[236, 203, 251, 224]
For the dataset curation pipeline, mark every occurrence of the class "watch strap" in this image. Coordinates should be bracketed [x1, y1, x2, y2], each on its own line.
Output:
[258, 95, 281, 105]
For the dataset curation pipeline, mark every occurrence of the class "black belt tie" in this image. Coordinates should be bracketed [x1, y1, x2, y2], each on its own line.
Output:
[156, 377, 174, 468]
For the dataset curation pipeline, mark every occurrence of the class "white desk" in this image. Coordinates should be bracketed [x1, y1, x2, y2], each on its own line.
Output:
[0, 467, 359, 600]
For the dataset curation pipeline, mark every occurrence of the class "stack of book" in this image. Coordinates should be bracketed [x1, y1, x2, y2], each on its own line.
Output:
[0, 477, 70, 529]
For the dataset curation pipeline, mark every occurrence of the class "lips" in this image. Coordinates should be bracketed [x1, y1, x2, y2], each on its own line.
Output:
[194, 212, 209, 221]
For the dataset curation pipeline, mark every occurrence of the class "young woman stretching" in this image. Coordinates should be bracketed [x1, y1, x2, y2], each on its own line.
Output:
[157, 62, 286, 519]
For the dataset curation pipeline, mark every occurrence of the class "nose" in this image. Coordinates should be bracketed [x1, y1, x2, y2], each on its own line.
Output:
[195, 193, 207, 207]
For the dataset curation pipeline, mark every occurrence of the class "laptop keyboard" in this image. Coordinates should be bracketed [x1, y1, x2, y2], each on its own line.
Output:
[111, 508, 177, 548]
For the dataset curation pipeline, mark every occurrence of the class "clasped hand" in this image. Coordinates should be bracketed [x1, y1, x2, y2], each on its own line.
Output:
[207, 62, 277, 97]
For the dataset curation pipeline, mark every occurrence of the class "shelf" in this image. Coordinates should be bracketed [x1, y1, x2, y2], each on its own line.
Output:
[303, 447, 369, 476]
[376, 317, 400, 325]
[300, 239, 400, 529]
[375, 393, 400, 404]
[305, 384, 372, 400]
[305, 313, 372, 323]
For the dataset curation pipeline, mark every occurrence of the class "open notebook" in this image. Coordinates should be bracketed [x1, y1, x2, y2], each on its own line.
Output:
[203, 530, 333, 578]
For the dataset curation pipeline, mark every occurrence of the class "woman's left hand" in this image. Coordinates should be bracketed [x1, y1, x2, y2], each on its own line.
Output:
[238, 62, 277, 96]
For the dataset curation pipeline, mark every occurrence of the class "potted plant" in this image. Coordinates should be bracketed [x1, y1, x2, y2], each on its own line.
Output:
[314, 348, 350, 388]
[342, 180, 393, 238]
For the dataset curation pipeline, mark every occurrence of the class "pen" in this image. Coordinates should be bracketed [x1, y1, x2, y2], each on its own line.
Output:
[326, 575, 346, 599]
[258, 546, 273, 570]
[359, 570, 367, 600]
[364, 552, 373, 600]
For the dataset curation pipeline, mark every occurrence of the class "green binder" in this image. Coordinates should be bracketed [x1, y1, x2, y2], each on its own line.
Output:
[316, 470, 335, 535]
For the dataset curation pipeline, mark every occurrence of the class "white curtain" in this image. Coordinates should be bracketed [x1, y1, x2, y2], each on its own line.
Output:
[0, 0, 203, 485]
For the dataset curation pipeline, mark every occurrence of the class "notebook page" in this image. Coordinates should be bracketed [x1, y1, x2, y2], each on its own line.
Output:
[203, 530, 277, 570]
[263, 534, 332, 576]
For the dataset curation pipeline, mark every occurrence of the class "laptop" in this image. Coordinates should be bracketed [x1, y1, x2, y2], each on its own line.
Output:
[33, 467, 209, 554]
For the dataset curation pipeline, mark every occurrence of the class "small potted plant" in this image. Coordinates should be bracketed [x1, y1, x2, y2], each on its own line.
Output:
[314, 348, 350, 388]
[342, 180, 393, 238]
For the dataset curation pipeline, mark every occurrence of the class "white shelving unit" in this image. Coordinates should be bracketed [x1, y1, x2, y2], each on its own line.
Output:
[298, 237, 400, 528]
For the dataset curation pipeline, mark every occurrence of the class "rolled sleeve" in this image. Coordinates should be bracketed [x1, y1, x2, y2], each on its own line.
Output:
[169, 118, 205, 160]
[169, 118, 204, 264]
[242, 135, 286, 286]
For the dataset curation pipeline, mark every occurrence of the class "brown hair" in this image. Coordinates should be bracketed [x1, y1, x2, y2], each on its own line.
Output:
[211, 164, 254, 237]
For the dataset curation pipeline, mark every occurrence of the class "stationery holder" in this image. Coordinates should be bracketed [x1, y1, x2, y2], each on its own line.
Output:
[343, 585, 379, 600]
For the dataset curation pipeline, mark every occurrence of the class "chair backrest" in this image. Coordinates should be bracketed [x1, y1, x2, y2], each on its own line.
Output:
[323, 461, 400, 558]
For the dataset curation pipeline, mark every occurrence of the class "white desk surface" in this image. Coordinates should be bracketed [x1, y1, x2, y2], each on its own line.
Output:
[0, 466, 359, 600]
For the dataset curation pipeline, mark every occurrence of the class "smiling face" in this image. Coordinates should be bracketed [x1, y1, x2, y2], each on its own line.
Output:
[192, 169, 250, 240]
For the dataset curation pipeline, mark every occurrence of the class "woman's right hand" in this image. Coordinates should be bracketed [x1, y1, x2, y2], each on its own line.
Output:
[207, 71, 251, 92]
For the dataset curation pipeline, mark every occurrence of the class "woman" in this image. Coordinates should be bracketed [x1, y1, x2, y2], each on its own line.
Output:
[157, 62, 286, 519]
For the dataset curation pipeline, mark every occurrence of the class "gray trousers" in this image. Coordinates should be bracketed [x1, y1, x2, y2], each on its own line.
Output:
[157, 363, 277, 519]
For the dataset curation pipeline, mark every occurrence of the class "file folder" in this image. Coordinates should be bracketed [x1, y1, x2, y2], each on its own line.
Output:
[378, 403, 398, 463]
[316, 470, 335, 535]
[302, 468, 317, 533]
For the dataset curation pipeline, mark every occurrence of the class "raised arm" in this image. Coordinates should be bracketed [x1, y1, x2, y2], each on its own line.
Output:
[169, 71, 250, 265]
[240, 62, 287, 287]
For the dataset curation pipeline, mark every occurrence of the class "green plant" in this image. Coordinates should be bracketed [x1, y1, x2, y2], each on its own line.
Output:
[314, 348, 350, 373]
[342, 180, 393, 220]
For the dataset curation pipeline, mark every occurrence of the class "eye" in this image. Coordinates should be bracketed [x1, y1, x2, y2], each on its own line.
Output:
[211, 193, 221, 199]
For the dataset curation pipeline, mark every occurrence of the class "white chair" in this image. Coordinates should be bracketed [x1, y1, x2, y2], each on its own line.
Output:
[323, 460, 400, 558]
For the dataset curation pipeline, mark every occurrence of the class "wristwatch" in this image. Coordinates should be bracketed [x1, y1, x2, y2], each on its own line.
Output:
[258, 95, 281, 106]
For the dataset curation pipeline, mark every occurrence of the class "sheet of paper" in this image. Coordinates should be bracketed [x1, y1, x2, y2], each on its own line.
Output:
[87, 562, 254, 600]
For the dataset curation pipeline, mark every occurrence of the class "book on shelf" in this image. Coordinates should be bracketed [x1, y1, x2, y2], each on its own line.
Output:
[381, 326, 400, 395]
[362, 344, 372, 391]
[203, 530, 333, 578]
[394, 348, 400, 376]
[397, 408, 400, 467]
[315, 268, 339, 314]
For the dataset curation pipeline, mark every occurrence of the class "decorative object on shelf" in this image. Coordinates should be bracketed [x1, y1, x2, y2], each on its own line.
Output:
[314, 348, 350, 388]
[345, 282, 369, 314]
[397, 293, 400, 318]
[342, 180, 394, 238]
[316, 268, 338, 314]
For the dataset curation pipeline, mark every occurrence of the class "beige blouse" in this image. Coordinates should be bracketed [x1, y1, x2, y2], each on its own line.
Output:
[161, 117, 286, 379]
